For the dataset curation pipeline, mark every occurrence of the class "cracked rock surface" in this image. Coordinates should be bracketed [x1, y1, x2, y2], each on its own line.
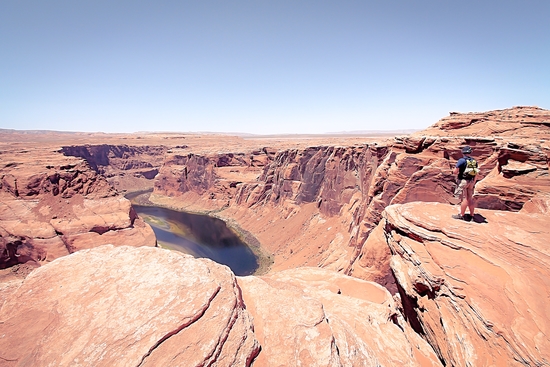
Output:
[0, 147, 156, 269]
[0, 245, 259, 367]
[383, 201, 550, 366]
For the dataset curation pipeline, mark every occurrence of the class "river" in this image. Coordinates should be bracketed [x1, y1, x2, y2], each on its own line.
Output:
[128, 198, 259, 276]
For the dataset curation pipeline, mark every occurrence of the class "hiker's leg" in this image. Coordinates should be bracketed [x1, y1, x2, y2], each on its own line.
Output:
[460, 197, 468, 216]
[468, 199, 475, 216]
[454, 180, 467, 216]
[466, 181, 475, 215]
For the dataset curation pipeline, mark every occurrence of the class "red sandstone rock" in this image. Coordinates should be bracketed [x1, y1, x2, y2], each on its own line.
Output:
[60, 144, 167, 191]
[147, 110, 549, 277]
[153, 150, 274, 212]
[0, 245, 444, 367]
[348, 217, 396, 293]
[0, 148, 155, 268]
[520, 193, 550, 215]
[381, 202, 550, 366]
[418, 106, 550, 138]
[238, 267, 442, 366]
[5, 107, 546, 280]
[0, 245, 259, 367]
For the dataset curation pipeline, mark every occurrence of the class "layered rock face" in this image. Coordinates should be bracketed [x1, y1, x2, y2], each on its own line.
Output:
[419, 105, 550, 137]
[378, 201, 550, 366]
[153, 148, 276, 209]
[0, 245, 441, 367]
[0, 148, 155, 269]
[2, 203, 548, 366]
[238, 267, 442, 366]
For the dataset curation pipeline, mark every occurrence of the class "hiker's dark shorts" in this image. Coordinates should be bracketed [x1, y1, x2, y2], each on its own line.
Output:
[454, 179, 475, 201]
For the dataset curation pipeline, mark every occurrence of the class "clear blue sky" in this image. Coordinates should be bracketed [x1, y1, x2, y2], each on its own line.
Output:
[1, 1, 549, 134]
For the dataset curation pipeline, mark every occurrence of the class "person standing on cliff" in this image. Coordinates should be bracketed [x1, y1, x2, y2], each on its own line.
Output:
[452, 145, 479, 220]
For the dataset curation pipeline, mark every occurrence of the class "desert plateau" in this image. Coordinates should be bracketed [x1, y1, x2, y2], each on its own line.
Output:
[0, 106, 549, 366]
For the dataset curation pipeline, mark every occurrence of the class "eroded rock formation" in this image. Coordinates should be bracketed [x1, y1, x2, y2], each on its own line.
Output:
[238, 267, 442, 366]
[419, 105, 550, 137]
[61, 144, 167, 191]
[0, 245, 259, 367]
[0, 148, 155, 269]
[379, 201, 550, 366]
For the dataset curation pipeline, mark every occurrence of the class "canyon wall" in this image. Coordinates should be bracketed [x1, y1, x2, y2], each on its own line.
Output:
[39, 106, 549, 284]
[150, 106, 550, 280]
[61, 144, 168, 191]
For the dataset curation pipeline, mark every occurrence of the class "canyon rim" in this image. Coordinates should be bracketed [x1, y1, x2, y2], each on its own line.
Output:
[1, 106, 549, 366]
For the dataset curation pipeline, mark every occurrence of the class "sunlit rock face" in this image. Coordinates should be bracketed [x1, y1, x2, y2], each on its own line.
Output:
[238, 267, 442, 367]
[380, 201, 550, 366]
[0, 245, 260, 367]
[1, 106, 549, 367]
[13, 107, 544, 282]
[418, 106, 550, 138]
[60, 144, 168, 191]
[2, 200, 549, 366]
[0, 245, 441, 367]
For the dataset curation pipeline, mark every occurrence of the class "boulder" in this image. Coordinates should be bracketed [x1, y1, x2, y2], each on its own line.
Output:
[0, 245, 259, 367]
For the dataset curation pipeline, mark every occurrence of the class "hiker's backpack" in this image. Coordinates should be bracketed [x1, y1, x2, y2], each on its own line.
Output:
[464, 157, 479, 177]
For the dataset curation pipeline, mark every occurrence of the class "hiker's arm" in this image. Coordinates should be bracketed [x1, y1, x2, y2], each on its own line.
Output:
[453, 159, 462, 176]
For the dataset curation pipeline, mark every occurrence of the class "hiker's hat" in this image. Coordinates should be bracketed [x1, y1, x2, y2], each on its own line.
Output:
[462, 145, 472, 154]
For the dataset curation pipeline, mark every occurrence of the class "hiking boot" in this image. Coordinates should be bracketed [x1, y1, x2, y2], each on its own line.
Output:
[452, 214, 464, 220]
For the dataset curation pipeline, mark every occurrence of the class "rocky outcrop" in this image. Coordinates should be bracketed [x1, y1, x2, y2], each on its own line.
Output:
[155, 153, 217, 196]
[152, 136, 548, 277]
[61, 144, 167, 173]
[2, 202, 548, 366]
[236, 145, 370, 215]
[0, 149, 155, 269]
[1, 107, 549, 366]
[0, 245, 442, 367]
[474, 140, 550, 211]
[0, 159, 114, 199]
[238, 267, 442, 366]
[520, 193, 550, 215]
[0, 245, 259, 367]
[20, 107, 544, 281]
[378, 201, 550, 366]
[418, 106, 550, 138]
